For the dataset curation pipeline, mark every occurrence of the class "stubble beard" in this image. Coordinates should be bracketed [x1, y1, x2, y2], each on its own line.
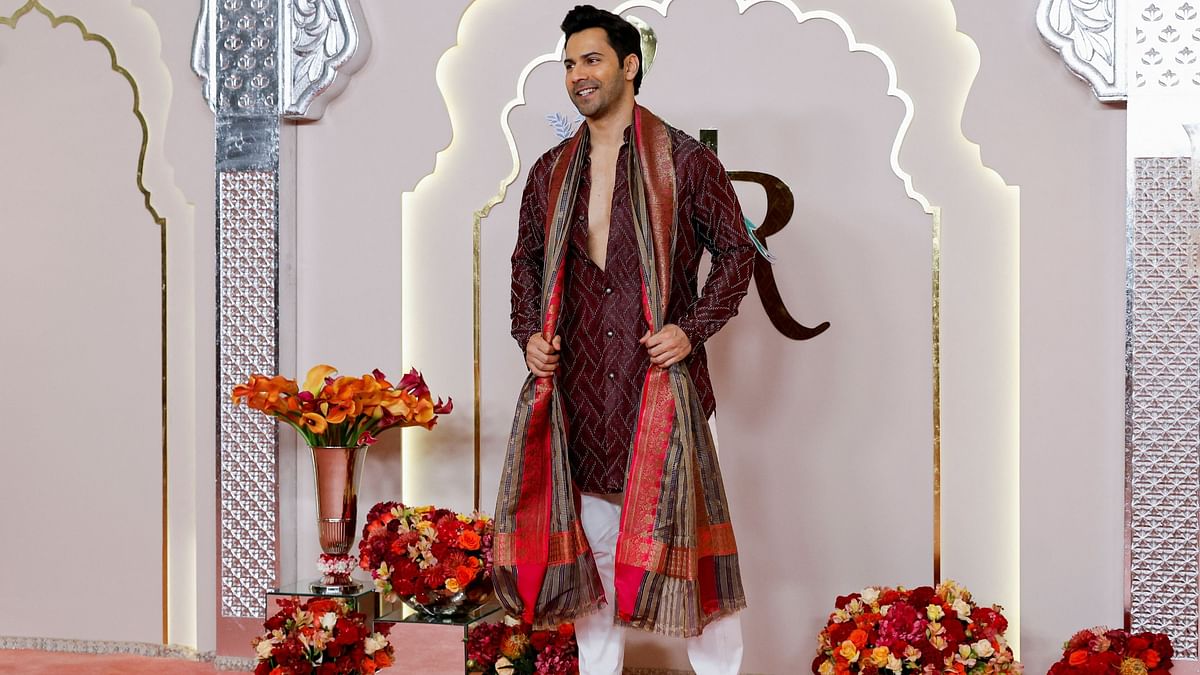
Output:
[571, 72, 625, 120]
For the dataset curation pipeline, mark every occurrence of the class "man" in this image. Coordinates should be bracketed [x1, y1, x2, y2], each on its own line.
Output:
[495, 6, 755, 674]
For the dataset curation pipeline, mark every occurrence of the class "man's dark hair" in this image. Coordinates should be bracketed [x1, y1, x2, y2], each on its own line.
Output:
[561, 5, 643, 94]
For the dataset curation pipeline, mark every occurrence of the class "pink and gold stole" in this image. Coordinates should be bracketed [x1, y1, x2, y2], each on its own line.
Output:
[494, 106, 746, 637]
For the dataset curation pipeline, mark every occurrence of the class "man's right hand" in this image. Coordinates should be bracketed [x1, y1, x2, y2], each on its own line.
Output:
[526, 334, 562, 377]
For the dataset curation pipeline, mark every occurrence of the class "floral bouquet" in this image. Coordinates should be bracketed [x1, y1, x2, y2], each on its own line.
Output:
[358, 501, 494, 613]
[1048, 627, 1172, 675]
[252, 596, 394, 675]
[466, 619, 578, 675]
[232, 364, 452, 447]
[812, 580, 1021, 675]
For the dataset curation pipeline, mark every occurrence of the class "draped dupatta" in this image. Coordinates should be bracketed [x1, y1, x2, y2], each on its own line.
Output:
[494, 106, 746, 637]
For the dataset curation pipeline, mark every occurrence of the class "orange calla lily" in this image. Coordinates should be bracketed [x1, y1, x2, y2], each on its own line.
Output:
[300, 412, 328, 434]
[233, 365, 450, 446]
[302, 364, 337, 395]
[323, 400, 353, 425]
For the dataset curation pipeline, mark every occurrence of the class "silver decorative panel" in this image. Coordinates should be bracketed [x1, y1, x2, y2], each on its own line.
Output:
[1134, 1, 1200, 88]
[1129, 157, 1199, 658]
[196, 0, 366, 624]
[1037, 0, 1126, 100]
[208, 0, 279, 114]
[218, 170, 280, 618]
[194, 0, 366, 120]
[283, 0, 365, 119]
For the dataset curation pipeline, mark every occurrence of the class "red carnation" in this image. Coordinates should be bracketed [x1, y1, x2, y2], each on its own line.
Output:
[908, 586, 935, 608]
[835, 593, 862, 610]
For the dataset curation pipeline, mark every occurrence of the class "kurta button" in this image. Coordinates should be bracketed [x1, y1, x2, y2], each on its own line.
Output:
[605, 287, 612, 294]
[606, 330, 614, 338]
[608, 372, 615, 380]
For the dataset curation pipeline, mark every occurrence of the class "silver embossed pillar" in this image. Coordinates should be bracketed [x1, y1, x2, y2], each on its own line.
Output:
[1129, 158, 1200, 657]
[193, 0, 367, 627]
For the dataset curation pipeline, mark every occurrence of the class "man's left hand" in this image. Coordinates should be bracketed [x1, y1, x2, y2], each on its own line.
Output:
[640, 324, 692, 368]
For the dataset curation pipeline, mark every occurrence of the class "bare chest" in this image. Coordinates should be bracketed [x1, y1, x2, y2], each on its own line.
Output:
[586, 152, 619, 270]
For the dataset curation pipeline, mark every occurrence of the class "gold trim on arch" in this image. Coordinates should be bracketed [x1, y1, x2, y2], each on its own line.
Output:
[0, 0, 170, 643]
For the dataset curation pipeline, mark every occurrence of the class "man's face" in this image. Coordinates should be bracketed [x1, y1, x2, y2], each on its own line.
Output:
[563, 27, 634, 119]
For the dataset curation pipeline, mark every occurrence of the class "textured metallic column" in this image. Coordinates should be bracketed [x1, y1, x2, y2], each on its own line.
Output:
[1129, 158, 1200, 657]
[193, 0, 366, 622]
[210, 0, 284, 621]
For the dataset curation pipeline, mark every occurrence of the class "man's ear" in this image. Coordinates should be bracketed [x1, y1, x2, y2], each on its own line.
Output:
[625, 54, 640, 81]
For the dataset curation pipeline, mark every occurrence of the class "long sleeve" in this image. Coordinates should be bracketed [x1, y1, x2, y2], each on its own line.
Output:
[510, 153, 554, 353]
[674, 144, 757, 346]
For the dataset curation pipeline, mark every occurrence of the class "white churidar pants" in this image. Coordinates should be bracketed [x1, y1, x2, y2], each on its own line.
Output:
[574, 420, 743, 675]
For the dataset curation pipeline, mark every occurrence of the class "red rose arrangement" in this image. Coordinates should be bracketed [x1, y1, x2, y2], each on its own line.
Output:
[466, 619, 578, 675]
[358, 501, 494, 607]
[252, 597, 393, 674]
[812, 580, 1021, 675]
[1048, 627, 1172, 675]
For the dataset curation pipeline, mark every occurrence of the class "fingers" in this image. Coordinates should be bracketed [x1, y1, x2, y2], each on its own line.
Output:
[526, 334, 561, 377]
[641, 325, 691, 368]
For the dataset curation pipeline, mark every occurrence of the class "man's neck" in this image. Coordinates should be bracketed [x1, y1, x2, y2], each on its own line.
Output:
[584, 99, 636, 150]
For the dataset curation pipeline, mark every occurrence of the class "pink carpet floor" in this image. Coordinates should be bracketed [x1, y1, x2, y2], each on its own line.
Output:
[0, 650, 247, 674]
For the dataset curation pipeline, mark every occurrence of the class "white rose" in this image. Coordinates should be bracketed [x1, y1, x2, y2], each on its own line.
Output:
[861, 588, 881, 605]
[952, 598, 972, 620]
[254, 639, 274, 660]
[887, 655, 904, 674]
[927, 604, 945, 621]
[974, 639, 995, 658]
[364, 632, 388, 655]
[319, 611, 338, 631]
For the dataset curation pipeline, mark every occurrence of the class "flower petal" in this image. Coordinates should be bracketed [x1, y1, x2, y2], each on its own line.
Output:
[303, 364, 337, 395]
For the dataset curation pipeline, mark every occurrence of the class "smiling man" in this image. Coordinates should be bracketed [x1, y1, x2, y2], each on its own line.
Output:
[495, 5, 756, 674]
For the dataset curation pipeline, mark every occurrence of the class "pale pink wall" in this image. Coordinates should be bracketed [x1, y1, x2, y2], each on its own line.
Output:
[0, 2, 164, 644]
[954, 1, 1128, 671]
[0, 0, 1129, 670]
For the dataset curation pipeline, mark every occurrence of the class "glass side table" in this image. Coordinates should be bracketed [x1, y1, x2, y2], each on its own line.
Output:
[265, 580, 379, 629]
[375, 602, 504, 675]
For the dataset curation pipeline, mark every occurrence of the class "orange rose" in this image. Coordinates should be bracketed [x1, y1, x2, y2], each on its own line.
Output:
[360, 656, 376, 674]
[459, 530, 482, 550]
[1144, 650, 1160, 669]
[456, 565, 479, 587]
[307, 598, 338, 614]
[375, 650, 393, 668]
[1069, 650, 1090, 666]
[849, 629, 869, 649]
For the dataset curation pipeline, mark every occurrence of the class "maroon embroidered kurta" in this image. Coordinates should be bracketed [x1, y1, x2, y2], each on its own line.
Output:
[511, 123, 755, 494]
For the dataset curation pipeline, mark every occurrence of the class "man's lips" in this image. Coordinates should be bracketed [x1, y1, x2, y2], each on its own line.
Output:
[574, 85, 598, 97]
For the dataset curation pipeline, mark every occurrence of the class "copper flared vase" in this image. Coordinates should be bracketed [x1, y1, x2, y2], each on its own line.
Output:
[310, 445, 368, 593]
